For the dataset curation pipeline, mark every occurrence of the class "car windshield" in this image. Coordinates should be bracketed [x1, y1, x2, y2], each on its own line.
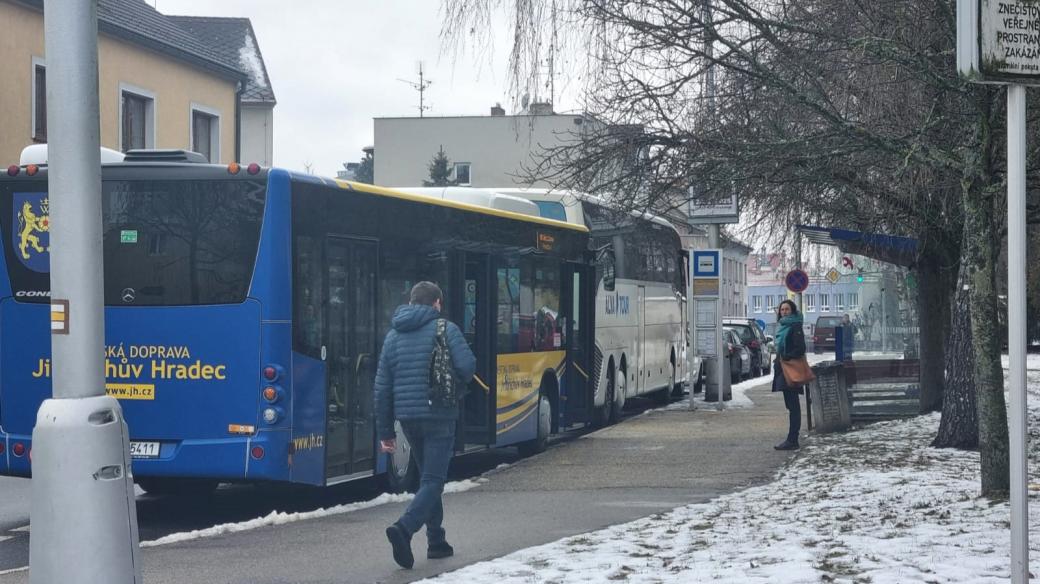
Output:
[728, 324, 756, 342]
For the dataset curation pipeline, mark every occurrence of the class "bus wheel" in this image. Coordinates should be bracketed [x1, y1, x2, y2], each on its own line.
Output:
[609, 369, 625, 425]
[518, 395, 551, 457]
[594, 368, 616, 427]
[383, 421, 418, 493]
[670, 360, 684, 398]
[652, 367, 672, 405]
[137, 478, 217, 497]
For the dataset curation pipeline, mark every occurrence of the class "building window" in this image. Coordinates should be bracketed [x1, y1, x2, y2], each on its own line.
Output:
[806, 294, 816, 312]
[454, 162, 471, 185]
[765, 295, 775, 312]
[32, 59, 46, 142]
[120, 85, 155, 152]
[752, 296, 762, 313]
[190, 105, 220, 163]
[848, 292, 859, 310]
[836, 293, 845, 311]
[820, 293, 830, 312]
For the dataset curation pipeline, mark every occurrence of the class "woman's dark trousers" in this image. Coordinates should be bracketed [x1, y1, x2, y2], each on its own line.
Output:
[782, 390, 801, 445]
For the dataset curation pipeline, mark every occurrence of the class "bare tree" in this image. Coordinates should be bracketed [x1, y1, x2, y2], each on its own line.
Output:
[442, 0, 1022, 495]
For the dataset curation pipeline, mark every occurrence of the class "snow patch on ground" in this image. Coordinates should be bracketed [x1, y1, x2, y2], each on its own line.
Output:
[142, 478, 485, 548]
[419, 364, 1040, 584]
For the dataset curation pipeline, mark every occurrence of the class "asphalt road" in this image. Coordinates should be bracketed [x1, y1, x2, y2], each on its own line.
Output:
[2, 378, 794, 583]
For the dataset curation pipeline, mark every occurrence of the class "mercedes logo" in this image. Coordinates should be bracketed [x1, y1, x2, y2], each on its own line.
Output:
[121, 288, 136, 303]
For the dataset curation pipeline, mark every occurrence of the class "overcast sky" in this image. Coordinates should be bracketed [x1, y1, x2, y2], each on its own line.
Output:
[160, 1, 576, 177]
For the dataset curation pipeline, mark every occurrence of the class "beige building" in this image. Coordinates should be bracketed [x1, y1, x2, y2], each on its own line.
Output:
[374, 103, 601, 188]
[0, 0, 275, 166]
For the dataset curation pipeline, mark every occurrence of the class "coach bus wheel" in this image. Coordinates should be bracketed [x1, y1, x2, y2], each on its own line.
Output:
[670, 360, 684, 398]
[518, 395, 552, 457]
[137, 478, 217, 497]
[593, 368, 616, 428]
[609, 368, 625, 425]
[383, 421, 418, 493]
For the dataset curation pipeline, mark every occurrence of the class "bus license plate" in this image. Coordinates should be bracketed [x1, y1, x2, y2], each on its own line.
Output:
[130, 441, 160, 459]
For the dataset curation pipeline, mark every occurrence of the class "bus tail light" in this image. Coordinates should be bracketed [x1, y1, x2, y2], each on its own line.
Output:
[263, 365, 280, 382]
[12, 442, 25, 457]
[26, 164, 39, 176]
[6, 165, 19, 177]
[247, 163, 261, 175]
[227, 162, 241, 175]
[250, 446, 265, 460]
[263, 386, 281, 403]
[262, 407, 283, 425]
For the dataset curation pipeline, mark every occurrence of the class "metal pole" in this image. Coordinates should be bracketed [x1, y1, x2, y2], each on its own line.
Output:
[31, 1, 141, 582]
[794, 229, 803, 313]
[708, 225, 724, 411]
[1007, 83, 1029, 584]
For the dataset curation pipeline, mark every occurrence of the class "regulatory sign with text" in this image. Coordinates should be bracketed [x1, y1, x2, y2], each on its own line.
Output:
[958, 0, 1040, 84]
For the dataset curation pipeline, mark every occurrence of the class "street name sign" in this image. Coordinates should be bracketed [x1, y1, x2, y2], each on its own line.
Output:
[959, 0, 1040, 84]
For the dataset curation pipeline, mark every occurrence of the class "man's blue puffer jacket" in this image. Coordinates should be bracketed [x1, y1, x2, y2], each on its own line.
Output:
[374, 304, 477, 440]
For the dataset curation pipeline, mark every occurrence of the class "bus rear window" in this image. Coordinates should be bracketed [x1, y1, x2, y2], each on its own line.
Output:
[0, 179, 266, 305]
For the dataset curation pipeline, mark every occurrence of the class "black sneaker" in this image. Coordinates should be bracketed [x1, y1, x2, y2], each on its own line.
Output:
[386, 523, 414, 569]
[428, 540, 454, 559]
[774, 440, 800, 451]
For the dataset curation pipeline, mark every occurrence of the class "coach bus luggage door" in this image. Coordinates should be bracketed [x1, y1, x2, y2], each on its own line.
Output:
[562, 262, 595, 425]
[324, 237, 378, 480]
[458, 253, 495, 448]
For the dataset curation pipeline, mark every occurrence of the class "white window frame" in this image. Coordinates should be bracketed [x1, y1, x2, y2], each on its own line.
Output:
[752, 296, 762, 313]
[848, 292, 859, 310]
[806, 294, 816, 312]
[189, 102, 221, 163]
[820, 293, 831, 312]
[119, 82, 157, 151]
[453, 162, 472, 186]
[765, 295, 775, 312]
[31, 56, 46, 142]
[836, 293, 845, 311]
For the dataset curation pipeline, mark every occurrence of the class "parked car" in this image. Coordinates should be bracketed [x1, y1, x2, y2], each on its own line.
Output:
[723, 318, 772, 376]
[723, 327, 752, 383]
[813, 315, 843, 353]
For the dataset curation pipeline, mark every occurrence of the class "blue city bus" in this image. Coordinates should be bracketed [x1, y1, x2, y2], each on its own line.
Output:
[0, 149, 595, 493]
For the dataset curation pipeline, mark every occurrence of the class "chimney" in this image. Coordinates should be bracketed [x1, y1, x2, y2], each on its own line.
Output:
[529, 101, 553, 115]
[490, 103, 506, 116]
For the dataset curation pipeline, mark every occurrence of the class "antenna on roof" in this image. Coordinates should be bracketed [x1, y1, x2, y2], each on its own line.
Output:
[397, 61, 433, 117]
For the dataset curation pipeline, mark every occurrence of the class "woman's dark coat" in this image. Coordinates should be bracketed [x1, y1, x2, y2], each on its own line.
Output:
[771, 322, 807, 393]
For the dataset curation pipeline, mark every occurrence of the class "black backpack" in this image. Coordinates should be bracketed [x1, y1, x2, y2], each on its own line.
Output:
[428, 319, 460, 408]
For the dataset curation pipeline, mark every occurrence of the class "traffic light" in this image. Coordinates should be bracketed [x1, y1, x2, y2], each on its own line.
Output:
[856, 269, 864, 283]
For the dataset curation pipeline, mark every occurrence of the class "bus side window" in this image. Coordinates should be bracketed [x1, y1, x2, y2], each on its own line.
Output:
[600, 250, 616, 292]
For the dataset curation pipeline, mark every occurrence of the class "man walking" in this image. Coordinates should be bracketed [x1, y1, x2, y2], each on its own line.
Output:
[374, 281, 476, 569]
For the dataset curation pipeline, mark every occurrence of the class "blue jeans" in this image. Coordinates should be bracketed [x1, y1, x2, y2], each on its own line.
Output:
[397, 419, 455, 543]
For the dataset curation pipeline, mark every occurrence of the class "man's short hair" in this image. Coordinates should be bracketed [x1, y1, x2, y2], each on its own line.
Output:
[410, 281, 443, 306]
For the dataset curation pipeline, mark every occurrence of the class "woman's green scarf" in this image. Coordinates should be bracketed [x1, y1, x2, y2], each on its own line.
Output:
[775, 314, 803, 358]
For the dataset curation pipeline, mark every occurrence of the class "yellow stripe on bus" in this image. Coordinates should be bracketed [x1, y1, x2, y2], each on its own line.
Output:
[333, 180, 588, 233]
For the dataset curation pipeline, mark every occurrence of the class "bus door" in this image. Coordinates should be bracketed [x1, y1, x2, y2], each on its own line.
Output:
[457, 252, 496, 448]
[561, 262, 595, 425]
[324, 237, 378, 479]
[637, 285, 647, 395]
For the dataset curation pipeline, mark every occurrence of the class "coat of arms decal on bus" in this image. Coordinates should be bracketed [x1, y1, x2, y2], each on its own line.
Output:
[13, 192, 50, 272]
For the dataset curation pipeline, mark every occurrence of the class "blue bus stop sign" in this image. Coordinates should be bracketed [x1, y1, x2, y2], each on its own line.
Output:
[785, 269, 809, 293]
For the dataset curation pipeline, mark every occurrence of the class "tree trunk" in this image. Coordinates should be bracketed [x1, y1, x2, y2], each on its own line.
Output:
[932, 263, 978, 449]
[964, 184, 1010, 497]
[916, 255, 948, 412]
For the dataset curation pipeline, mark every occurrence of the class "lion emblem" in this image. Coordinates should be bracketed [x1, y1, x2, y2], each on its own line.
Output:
[18, 199, 49, 260]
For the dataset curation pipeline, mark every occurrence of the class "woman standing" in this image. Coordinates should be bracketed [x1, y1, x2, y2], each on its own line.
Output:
[772, 299, 806, 450]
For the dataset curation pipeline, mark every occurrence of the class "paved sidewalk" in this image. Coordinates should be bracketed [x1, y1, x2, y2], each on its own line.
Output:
[11, 381, 797, 584]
